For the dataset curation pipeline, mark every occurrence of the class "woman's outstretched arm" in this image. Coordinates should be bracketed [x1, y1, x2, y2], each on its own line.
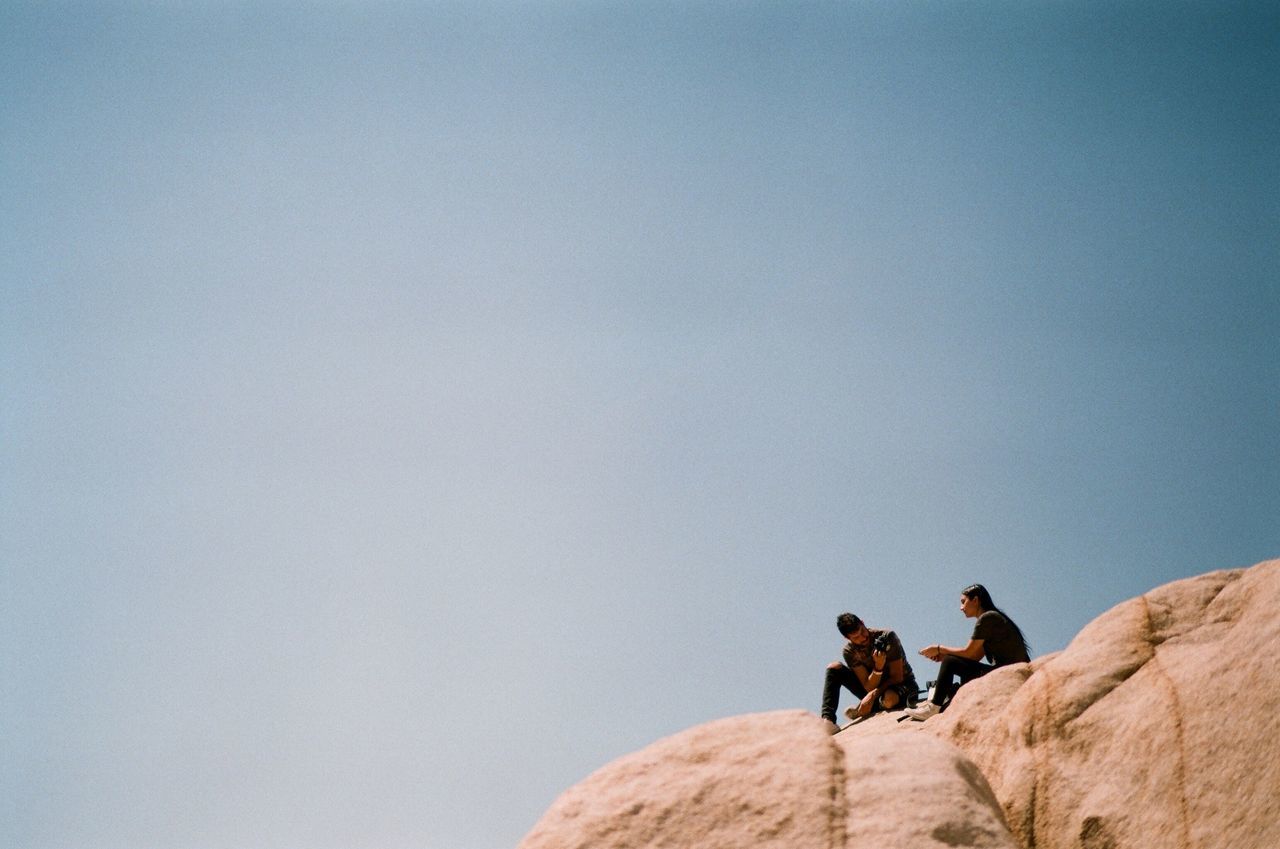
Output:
[919, 639, 985, 662]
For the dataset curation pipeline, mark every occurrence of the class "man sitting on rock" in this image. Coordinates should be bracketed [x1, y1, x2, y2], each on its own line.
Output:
[821, 612, 919, 732]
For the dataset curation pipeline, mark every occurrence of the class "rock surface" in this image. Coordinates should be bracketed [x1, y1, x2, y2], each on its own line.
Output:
[517, 711, 842, 849]
[517, 710, 1018, 849]
[928, 558, 1280, 849]
[518, 559, 1280, 849]
[834, 730, 1018, 849]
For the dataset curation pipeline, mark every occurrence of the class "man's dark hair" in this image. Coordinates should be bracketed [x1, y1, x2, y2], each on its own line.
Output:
[836, 612, 863, 637]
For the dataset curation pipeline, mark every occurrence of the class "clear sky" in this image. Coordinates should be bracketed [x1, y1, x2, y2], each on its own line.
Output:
[2, 3, 1276, 848]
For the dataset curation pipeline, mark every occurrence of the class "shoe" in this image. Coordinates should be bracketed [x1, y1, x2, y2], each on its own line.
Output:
[823, 718, 840, 735]
[843, 706, 859, 722]
[903, 701, 941, 721]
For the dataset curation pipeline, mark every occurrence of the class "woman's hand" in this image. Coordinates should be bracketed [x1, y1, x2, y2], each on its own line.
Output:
[919, 644, 942, 662]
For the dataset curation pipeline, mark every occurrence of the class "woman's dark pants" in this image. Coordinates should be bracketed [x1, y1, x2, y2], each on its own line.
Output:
[931, 655, 995, 706]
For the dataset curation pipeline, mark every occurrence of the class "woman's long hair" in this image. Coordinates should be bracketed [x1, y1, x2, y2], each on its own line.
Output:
[962, 583, 1030, 658]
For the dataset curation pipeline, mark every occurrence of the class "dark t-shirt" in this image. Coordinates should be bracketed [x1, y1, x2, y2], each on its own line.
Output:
[972, 610, 1029, 666]
[844, 628, 918, 691]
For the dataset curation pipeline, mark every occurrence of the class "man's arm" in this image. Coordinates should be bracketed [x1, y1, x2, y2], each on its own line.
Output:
[884, 656, 906, 683]
[852, 649, 895, 716]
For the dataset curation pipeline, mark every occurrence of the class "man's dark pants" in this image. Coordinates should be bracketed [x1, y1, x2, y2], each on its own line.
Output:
[820, 665, 868, 723]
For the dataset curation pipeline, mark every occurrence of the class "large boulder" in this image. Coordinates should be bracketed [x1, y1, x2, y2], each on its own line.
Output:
[929, 558, 1280, 849]
[517, 710, 1018, 849]
[518, 559, 1280, 849]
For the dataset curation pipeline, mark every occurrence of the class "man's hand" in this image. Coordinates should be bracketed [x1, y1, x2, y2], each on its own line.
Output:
[856, 691, 878, 717]
[871, 648, 887, 671]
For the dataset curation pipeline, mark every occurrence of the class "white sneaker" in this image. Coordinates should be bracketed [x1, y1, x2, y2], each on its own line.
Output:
[903, 701, 941, 721]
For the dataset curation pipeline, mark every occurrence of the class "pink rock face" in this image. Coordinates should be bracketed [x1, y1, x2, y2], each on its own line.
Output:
[518, 559, 1280, 849]
[929, 559, 1280, 849]
[518, 711, 842, 849]
[517, 710, 1019, 849]
[834, 730, 1019, 849]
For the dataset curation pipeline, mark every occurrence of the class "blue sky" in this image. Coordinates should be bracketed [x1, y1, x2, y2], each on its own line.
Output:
[3, 3, 1277, 848]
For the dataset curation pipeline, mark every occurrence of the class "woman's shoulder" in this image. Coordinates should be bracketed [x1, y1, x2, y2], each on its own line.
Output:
[974, 609, 1010, 634]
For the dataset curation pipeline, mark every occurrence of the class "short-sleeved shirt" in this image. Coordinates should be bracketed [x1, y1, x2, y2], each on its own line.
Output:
[844, 628, 918, 692]
[972, 610, 1029, 666]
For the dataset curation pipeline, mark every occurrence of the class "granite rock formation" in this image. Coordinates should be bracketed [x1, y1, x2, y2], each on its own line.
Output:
[518, 559, 1279, 849]
[929, 558, 1280, 849]
[517, 710, 1017, 849]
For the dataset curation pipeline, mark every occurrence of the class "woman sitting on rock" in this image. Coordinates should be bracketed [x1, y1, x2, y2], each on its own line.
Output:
[904, 583, 1029, 721]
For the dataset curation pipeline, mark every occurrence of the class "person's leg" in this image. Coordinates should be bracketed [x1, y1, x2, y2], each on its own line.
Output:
[930, 655, 994, 706]
[880, 681, 921, 710]
[821, 663, 867, 723]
